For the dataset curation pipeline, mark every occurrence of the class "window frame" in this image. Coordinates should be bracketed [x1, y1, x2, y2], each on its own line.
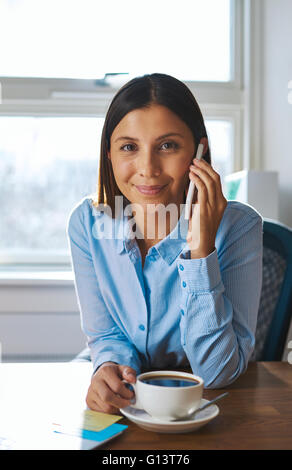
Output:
[0, 0, 250, 269]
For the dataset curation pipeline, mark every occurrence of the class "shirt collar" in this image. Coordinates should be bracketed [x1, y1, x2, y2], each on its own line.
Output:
[116, 208, 189, 265]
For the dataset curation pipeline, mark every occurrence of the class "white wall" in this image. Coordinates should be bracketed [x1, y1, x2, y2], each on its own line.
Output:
[261, 0, 292, 228]
[259, 0, 292, 361]
[0, 282, 87, 361]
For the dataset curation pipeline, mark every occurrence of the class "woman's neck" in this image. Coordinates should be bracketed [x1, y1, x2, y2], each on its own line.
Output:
[132, 201, 184, 246]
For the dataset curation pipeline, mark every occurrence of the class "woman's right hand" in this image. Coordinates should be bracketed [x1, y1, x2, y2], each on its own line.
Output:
[85, 361, 137, 414]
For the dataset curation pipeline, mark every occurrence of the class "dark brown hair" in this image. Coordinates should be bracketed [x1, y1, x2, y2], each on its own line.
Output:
[93, 73, 211, 216]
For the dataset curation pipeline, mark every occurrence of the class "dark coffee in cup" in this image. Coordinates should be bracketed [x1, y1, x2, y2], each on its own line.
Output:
[141, 375, 199, 388]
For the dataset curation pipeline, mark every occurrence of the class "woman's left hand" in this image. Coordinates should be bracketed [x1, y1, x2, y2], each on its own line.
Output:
[186, 157, 227, 259]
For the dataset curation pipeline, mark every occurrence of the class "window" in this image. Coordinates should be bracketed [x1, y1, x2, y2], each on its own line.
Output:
[0, 0, 244, 268]
[1, 0, 231, 82]
[0, 117, 103, 264]
[0, 116, 232, 262]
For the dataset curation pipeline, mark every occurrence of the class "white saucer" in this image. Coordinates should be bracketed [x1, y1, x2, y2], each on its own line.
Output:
[120, 399, 219, 434]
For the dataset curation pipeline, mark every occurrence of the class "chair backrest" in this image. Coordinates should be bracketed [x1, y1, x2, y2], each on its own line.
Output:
[250, 219, 292, 361]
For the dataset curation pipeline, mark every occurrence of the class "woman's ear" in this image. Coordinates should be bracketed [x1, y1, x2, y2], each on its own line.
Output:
[199, 137, 209, 156]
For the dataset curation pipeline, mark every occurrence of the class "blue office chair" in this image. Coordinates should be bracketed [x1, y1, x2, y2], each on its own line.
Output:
[73, 219, 292, 364]
[250, 219, 292, 361]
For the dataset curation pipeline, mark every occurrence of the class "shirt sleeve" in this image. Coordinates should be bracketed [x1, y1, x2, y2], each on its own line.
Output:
[177, 211, 263, 388]
[67, 204, 142, 375]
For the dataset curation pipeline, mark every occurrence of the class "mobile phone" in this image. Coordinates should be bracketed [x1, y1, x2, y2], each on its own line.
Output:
[184, 143, 204, 220]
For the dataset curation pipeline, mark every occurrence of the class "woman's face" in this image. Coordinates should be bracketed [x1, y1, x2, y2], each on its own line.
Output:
[108, 104, 196, 210]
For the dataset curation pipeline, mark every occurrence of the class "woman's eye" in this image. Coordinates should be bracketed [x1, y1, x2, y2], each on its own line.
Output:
[161, 141, 178, 150]
[120, 142, 178, 152]
[121, 143, 135, 152]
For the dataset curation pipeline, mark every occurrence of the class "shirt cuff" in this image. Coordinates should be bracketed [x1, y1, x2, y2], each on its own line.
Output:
[92, 353, 142, 376]
[177, 248, 222, 292]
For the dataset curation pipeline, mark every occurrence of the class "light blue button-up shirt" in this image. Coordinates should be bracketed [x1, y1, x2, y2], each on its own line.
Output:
[67, 196, 263, 388]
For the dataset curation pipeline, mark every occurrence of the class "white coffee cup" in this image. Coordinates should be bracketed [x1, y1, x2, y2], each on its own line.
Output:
[123, 370, 204, 421]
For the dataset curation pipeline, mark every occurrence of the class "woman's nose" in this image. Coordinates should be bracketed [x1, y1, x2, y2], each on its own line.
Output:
[136, 150, 161, 178]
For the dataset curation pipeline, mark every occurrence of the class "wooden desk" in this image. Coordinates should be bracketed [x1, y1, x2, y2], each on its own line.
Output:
[115, 362, 292, 450]
[0, 361, 291, 450]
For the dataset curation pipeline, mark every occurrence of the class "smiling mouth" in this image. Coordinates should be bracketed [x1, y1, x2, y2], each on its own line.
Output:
[134, 184, 168, 195]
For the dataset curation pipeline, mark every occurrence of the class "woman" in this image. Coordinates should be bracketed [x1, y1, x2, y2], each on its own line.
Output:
[67, 73, 263, 414]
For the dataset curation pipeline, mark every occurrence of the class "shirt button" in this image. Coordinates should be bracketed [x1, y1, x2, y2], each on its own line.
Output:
[182, 281, 187, 288]
[139, 324, 145, 331]
[181, 309, 185, 316]
[179, 264, 184, 271]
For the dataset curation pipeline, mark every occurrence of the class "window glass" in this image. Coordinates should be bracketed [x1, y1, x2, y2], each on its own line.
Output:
[0, 0, 231, 82]
[0, 117, 102, 254]
[205, 119, 233, 192]
[0, 116, 232, 255]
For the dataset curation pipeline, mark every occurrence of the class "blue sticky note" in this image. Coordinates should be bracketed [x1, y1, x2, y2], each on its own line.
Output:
[54, 423, 128, 442]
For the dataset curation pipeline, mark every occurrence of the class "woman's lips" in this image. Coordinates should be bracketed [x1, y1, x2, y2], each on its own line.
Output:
[135, 184, 168, 195]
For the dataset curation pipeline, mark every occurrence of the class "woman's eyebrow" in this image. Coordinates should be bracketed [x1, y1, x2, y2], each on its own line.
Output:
[114, 132, 184, 143]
